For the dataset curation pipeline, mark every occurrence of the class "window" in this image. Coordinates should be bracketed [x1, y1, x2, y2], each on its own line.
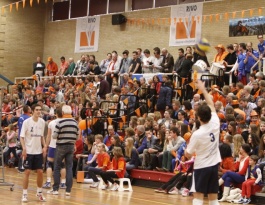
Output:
[132, 0, 153, 10]
[109, 0, 125, 13]
[71, 0, 88, 18]
[179, 0, 204, 4]
[155, 0, 178, 7]
[53, 1, 69, 21]
[89, 0, 107, 16]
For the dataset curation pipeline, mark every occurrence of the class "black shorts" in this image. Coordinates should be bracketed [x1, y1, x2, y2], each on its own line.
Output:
[191, 163, 219, 194]
[23, 154, 43, 170]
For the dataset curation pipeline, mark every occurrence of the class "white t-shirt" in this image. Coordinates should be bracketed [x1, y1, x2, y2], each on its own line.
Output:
[186, 112, 221, 169]
[20, 117, 45, 155]
[48, 119, 60, 148]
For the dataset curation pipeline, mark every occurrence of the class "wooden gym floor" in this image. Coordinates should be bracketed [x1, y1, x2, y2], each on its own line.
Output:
[0, 168, 231, 205]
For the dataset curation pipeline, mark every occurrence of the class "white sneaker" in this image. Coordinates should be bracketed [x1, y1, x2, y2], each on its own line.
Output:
[101, 185, 108, 190]
[168, 188, 180, 195]
[21, 194, 28, 202]
[65, 192, 70, 196]
[36, 192, 46, 202]
[47, 189, 59, 195]
[90, 182, 99, 188]
[181, 188, 189, 197]
[110, 184, 119, 191]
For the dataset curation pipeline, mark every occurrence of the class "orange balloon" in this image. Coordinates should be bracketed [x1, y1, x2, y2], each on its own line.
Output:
[78, 120, 90, 130]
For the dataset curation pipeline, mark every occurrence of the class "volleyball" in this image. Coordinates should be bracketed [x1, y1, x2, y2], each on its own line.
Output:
[197, 38, 211, 52]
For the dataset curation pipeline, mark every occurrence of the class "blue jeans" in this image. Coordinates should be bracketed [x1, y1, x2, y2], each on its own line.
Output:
[222, 171, 245, 187]
[53, 144, 74, 192]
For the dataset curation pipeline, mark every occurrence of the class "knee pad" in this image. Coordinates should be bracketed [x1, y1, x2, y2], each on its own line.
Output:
[47, 161, 54, 170]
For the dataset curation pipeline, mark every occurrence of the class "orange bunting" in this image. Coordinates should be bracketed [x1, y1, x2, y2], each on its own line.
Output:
[258, 8, 262, 16]
[10, 4, 12, 12]
[147, 99, 151, 108]
[157, 18, 160, 25]
[37, 0, 40, 4]
[174, 18, 177, 24]
[203, 15, 206, 23]
[209, 15, 213, 22]
[193, 70, 198, 81]
[241, 10, 245, 18]
[152, 18, 155, 25]
[215, 14, 219, 21]
[123, 98, 128, 105]
[232, 12, 236, 18]
[168, 18, 171, 24]
[30, 0, 33, 7]
[177, 89, 182, 96]
[1, 7, 5, 14]
[16, 2, 19, 11]
[22, 80, 28, 86]
[23, 0, 26, 8]
[197, 16, 200, 23]
[224, 12, 228, 20]
[121, 115, 126, 123]
[107, 117, 112, 125]
[135, 108, 141, 117]
[249, 9, 253, 17]
[189, 82, 195, 90]
[119, 122, 123, 130]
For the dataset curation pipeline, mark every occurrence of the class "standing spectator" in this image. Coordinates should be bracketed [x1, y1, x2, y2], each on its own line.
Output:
[64, 58, 75, 76]
[33, 56, 45, 77]
[99, 53, 112, 74]
[173, 48, 185, 74]
[57, 56, 69, 76]
[128, 51, 142, 75]
[156, 81, 172, 113]
[223, 44, 237, 85]
[152, 48, 163, 73]
[142, 49, 155, 73]
[97, 75, 110, 99]
[105, 52, 120, 88]
[48, 105, 79, 196]
[20, 104, 47, 202]
[245, 42, 259, 80]
[161, 48, 174, 73]
[257, 34, 265, 59]
[46, 57, 58, 76]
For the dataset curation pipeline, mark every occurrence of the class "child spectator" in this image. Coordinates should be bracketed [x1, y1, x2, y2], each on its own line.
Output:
[237, 155, 262, 204]
[124, 137, 139, 175]
[99, 147, 126, 191]
[89, 143, 111, 188]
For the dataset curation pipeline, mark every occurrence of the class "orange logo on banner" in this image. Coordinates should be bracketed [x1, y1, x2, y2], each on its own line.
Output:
[175, 19, 196, 39]
[80, 31, 95, 47]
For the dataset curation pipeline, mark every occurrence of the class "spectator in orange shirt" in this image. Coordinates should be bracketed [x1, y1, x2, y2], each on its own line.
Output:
[46, 57, 58, 76]
[87, 143, 111, 188]
[57, 56, 69, 76]
[209, 85, 220, 103]
[213, 44, 228, 63]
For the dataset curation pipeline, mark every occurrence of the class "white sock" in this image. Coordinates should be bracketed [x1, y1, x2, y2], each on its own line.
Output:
[47, 177, 51, 183]
[209, 199, 220, 205]
[23, 189, 27, 195]
[37, 187, 42, 193]
[61, 179, 66, 183]
[193, 198, 203, 205]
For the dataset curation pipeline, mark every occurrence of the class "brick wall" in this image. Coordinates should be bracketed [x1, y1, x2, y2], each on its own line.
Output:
[0, 0, 265, 85]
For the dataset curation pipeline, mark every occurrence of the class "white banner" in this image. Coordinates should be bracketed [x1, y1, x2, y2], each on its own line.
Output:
[75, 16, 100, 53]
[169, 3, 203, 47]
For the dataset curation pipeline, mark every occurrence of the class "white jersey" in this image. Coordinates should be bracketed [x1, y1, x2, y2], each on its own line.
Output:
[186, 112, 221, 169]
[20, 117, 45, 155]
[48, 118, 61, 148]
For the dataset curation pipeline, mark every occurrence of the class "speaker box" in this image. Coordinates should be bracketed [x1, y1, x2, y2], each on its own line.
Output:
[112, 14, 127, 25]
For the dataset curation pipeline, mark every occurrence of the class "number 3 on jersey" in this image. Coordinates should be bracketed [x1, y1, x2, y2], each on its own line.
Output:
[210, 133, 215, 142]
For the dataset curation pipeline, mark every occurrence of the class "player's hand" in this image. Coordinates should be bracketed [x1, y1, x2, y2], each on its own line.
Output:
[42, 148, 47, 157]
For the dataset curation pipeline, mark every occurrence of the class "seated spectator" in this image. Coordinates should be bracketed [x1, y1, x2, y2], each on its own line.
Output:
[107, 135, 125, 160]
[247, 133, 260, 155]
[99, 147, 126, 191]
[233, 134, 245, 158]
[134, 125, 147, 154]
[124, 137, 139, 175]
[103, 125, 119, 148]
[219, 144, 251, 202]
[88, 143, 111, 188]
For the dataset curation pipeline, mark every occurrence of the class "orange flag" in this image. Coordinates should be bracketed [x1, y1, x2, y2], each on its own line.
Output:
[215, 14, 219, 22]
[197, 89, 203, 95]
[107, 117, 112, 125]
[135, 108, 141, 117]
[23, 0, 26, 8]
[123, 98, 128, 105]
[241, 10, 245, 18]
[30, 0, 33, 7]
[1, 7, 5, 14]
[189, 82, 195, 90]
[32, 75, 37, 81]
[209, 15, 213, 22]
[258, 8, 262, 16]
[203, 15, 206, 23]
[37, 0, 40, 4]
[22, 80, 28, 86]
[10, 4, 12, 12]
[121, 115, 126, 123]
[249, 9, 253, 17]
[133, 90, 138, 95]
[16, 2, 19, 11]
[224, 12, 228, 20]
[181, 78, 186, 86]
[119, 122, 123, 130]
[177, 89, 182, 96]
[232, 12, 236, 18]
[92, 117, 98, 125]
[147, 99, 151, 108]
